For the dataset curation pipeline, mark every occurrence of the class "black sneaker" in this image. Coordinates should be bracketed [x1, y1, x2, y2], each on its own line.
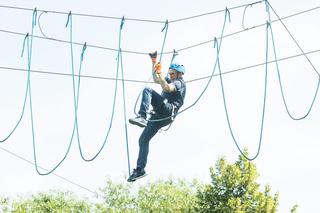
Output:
[127, 168, 147, 182]
[129, 116, 147, 128]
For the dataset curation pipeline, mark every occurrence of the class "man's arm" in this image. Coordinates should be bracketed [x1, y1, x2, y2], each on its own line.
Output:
[149, 51, 161, 84]
[151, 61, 160, 84]
[149, 51, 175, 92]
[156, 73, 176, 92]
[153, 61, 176, 92]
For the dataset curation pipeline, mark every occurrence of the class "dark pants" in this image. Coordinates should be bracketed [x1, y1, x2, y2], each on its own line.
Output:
[137, 87, 173, 170]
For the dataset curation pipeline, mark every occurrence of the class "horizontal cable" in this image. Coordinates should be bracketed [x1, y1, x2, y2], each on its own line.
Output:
[0, 1, 263, 24]
[0, 146, 102, 198]
[0, 5, 165, 23]
[176, 5, 320, 52]
[1, 48, 319, 84]
[187, 48, 320, 83]
[0, 5, 319, 55]
[170, 1, 264, 23]
[267, 2, 320, 77]
[0, 65, 154, 84]
[0, 28, 148, 55]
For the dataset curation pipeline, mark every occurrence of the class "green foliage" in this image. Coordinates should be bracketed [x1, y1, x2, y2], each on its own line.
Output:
[9, 190, 92, 213]
[0, 196, 11, 213]
[136, 178, 200, 212]
[96, 179, 136, 212]
[290, 204, 298, 213]
[1, 152, 290, 212]
[97, 178, 199, 212]
[197, 150, 279, 213]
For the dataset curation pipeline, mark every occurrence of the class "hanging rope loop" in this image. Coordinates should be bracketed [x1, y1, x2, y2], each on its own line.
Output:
[32, 8, 37, 26]
[170, 49, 178, 64]
[21, 33, 29, 57]
[213, 37, 218, 48]
[161, 19, 168, 32]
[225, 7, 231, 22]
[66, 11, 72, 27]
[80, 42, 87, 62]
[265, 0, 270, 12]
[120, 16, 125, 30]
[159, 19, 169, 63]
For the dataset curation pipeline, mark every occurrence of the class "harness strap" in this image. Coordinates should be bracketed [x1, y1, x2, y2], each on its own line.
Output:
[158, 102, 177, 132]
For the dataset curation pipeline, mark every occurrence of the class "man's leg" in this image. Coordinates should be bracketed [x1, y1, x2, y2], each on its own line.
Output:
[136, 118, 162, 170]
[129, 87, 164, 128]
[137, 104, 173, 170]
[127, 112, 172, 182]
[138, 87, 164, 118]
[127, 116, 161, 182]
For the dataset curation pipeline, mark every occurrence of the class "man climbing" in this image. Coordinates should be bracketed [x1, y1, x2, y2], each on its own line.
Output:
[127, 51, 186, 182]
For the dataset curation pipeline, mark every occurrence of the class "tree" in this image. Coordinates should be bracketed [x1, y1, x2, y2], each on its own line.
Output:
[197, 151, 279, 213]
[137, 178, 199, 212]
[9, 190, 93, 213]
[96, 179, 137, 212]
[0, 196, 10, 213]
[1, 152, 290, 212]
[97, 178, 199, 212]
[290, 204, 298, 213]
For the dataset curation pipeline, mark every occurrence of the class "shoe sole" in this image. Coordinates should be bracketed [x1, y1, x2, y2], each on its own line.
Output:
[127, 173, 147, 182]
[129, 119, 147, 128]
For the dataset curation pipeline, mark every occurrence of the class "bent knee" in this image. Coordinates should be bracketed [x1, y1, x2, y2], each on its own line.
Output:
[143, 87, 153, 94]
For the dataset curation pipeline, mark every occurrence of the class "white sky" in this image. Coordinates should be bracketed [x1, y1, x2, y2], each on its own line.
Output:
[0, 0, 320, 212]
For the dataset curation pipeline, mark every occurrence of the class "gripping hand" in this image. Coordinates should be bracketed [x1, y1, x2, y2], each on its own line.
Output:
[154, 62, 162, 74]
[149, 51, 157, 63]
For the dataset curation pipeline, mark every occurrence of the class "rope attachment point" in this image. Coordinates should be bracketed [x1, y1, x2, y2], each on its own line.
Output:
[66, 11, 72, 27]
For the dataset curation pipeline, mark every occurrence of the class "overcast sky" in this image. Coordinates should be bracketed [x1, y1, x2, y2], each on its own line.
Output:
[1, 0, 320, 212]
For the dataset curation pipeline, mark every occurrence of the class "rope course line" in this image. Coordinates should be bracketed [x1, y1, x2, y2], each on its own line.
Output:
[72, 19, 120, 163]
[185, 49, 320, 84]
[119, 48, 132, 176]
[68, 16, 131, 174]
[242, 1, 261, 30]
[0, 33, 30, 143]
[0, 3, 318, 55]
[0, 48, 319, 85]
[217, 14, 270, 161]
[266, 1, 320, 77]
[266, 0, 320, 120]
[170, 1, 264, 23]
[138, 7, 230, 123]
[0, 0, 319, 172]
[118, 18, 132, 175]
[133, 18, 171, 117]
[26, 10, 79, 176]
[0, 1, 264, 24]
[0, 146, 101, 197]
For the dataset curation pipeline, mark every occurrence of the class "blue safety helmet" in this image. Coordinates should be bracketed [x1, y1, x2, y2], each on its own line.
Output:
[169, 63, 185, 74]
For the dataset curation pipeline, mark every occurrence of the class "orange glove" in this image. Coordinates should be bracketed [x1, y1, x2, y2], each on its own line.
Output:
[154, 62, 162, 74]
[149, 51, 157, 63]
